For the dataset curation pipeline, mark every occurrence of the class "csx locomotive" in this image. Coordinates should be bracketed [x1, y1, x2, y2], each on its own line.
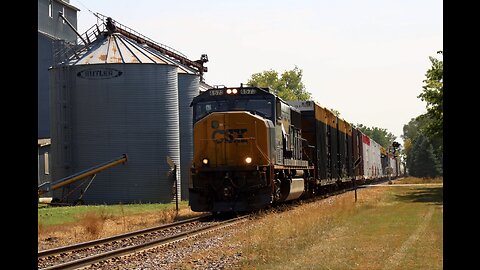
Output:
[188, 85, 399, 212]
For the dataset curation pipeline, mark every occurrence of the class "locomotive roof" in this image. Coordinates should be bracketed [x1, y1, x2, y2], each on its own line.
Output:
[191, 85, 276, 105]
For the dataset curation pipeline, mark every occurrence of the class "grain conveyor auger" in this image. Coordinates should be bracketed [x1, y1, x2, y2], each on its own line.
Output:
[38, 154, 128, 205]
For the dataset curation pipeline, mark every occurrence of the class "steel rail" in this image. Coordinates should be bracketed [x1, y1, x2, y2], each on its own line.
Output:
[38, 214, 210, 258]
[39, 215, 249, 270]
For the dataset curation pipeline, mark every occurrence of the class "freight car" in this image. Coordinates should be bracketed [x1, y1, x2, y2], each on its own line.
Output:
[188, 85, 399, 212]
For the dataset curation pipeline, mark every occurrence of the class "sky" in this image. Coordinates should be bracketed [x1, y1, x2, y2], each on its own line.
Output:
[71, 0, 443, 141]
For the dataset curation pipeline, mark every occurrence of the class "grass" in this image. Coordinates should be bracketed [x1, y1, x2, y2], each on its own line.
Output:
[38, 201, 189, 226]
[38, 201, 204, 250]
[393, 176, 443, 184]
[225, 178, 443, 269]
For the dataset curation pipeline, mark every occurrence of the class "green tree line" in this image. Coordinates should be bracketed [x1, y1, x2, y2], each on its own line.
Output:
[402, 51, 443, 177]
[355, 124, 397, 149]
[247, 66, 312, 100]
[247, 66, 397, 150]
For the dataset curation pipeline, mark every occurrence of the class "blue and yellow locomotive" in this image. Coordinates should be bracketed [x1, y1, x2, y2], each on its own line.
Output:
[189, 85, 314, 212]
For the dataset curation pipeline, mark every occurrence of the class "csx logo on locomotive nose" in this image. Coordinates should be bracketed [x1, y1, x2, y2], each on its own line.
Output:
[212, 129, 248, 143]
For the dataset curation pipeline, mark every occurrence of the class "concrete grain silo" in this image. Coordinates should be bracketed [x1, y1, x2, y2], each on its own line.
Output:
[49, 31, 180, 204]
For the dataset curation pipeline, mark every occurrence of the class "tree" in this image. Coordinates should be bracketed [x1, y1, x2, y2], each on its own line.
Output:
[418, 51, 443, 140]
[408, 134, 442, 177]
[402, 114, 443, 177]
[247, 66, 311, 100]
[401, 115, 431, 142]
[401, 51, 443, 177]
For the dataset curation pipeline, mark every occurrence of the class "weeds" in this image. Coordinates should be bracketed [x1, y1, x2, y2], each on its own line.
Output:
[38, 202, 203, 250]
[81, 212, 104, 236]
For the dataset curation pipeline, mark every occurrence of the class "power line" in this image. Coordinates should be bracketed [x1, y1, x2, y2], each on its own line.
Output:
[72, 0, 96, 16]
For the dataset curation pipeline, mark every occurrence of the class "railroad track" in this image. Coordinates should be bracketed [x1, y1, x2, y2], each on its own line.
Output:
[38, 213, 249, 270]
[38, 178, 393, 269]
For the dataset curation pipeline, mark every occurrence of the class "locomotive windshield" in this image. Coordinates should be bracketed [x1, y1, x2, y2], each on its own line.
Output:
[194, 97, 274, 122]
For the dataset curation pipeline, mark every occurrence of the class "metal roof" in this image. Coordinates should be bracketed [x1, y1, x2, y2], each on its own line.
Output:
[68, 32, 197, 74]
[70, 33, 173, 65]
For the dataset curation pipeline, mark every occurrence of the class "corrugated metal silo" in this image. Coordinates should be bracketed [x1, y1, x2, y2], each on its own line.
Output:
[142, 45, 200, 200]
[49, 32, 180, 204]
[177, 72, 199, 199]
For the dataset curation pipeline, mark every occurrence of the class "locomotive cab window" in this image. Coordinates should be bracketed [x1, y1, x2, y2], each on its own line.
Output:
[276, 99, 282, 120]
[194, 97, 274, 122]
[195, 100, 228, 121]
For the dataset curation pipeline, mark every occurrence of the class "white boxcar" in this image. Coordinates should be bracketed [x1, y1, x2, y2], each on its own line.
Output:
[362, 134, 382, 179]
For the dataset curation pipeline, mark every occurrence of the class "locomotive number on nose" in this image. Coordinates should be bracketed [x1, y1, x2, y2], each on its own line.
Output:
[240, 89, 257, 95]
[209, 89, 224, 96]
[212, 129, 248, 143]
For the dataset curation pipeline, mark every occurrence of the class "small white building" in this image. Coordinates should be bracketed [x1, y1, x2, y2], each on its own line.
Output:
[38, 138, 52, 191]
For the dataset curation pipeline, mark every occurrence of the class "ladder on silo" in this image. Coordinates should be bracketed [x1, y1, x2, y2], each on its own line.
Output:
[94, 13, 209, 81]
[52, 18, 107, 66]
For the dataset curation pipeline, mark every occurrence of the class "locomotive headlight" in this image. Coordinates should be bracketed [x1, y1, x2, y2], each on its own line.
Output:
[245, 157, 252, 164]
[226, 89, 238, 95]
[202, 158, 209, 165]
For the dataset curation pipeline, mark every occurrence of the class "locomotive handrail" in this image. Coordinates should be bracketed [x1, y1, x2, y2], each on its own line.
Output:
[254, 140, 271, 163]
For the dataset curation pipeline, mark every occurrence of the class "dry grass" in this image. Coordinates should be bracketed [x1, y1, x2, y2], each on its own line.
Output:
[202, 185, 444, 269]
[81, 212, 106, 236]
[235, 190, 387, 268]
[394, 176, 443, 184]
[38, 206, 202, 250]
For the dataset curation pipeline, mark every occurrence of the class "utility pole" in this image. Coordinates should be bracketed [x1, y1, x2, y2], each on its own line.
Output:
[389, 141, 401, 182]
[353, 157, 362, 203]
[388, 146, 391, 184]
[166, 156, 179, 213]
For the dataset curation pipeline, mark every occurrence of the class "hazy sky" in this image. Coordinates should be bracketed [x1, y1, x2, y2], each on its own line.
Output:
[71, 0, 442, 141]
